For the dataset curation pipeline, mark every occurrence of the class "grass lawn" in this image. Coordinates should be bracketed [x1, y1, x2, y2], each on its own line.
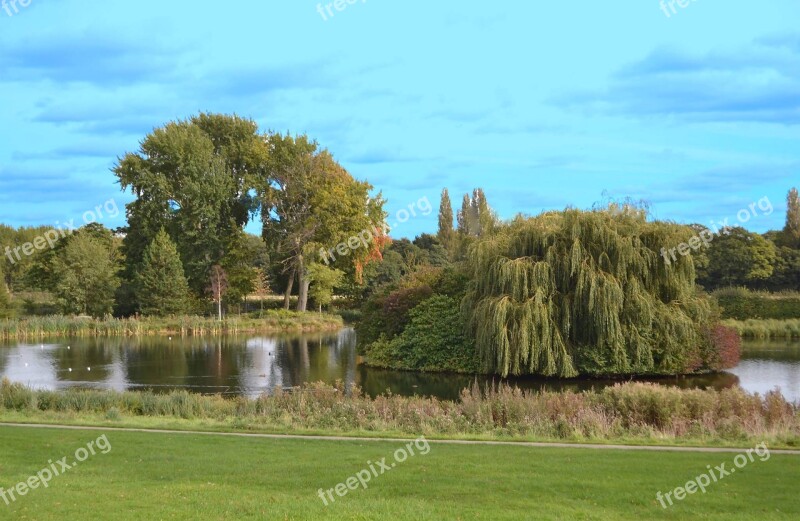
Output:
[0, 426, 797, 520]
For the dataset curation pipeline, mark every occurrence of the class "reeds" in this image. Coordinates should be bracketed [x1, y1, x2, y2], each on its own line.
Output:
[723, 319, 800, 340]
[2, 379, 797, 443]
[0, 312, 343, 340]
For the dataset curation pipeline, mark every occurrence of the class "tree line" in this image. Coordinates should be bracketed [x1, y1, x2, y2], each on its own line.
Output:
[1, 114, 385, 318]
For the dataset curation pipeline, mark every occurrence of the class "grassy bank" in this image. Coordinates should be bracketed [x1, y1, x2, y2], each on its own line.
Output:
[2, 380, 797, 448]
[0, 311, 343, 340]
[0, 425, 797, 520]
[723, 318, 800, 340]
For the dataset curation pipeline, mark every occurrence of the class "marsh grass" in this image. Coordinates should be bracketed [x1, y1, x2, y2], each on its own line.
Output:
[723, 318, 800, 340]
[0, 311, 343, 340]
[2, 379, 797, 446]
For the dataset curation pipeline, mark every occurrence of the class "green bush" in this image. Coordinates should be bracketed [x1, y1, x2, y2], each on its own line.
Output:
[364, 296, 477, 373]
[389, 296, 477, 373]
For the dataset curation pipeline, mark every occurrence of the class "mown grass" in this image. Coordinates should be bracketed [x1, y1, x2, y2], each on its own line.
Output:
[2, 379, 798, 448]
[0, 311, 343, 340]
[724, 319, 800, 340]
[0, 425, 797, 520]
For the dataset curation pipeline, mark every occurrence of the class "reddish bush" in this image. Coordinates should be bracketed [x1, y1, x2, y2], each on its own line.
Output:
[707, 324, 742, 370]
[382, 285, 434, 337]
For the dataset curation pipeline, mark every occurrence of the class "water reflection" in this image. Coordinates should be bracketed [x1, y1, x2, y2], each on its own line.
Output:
[0, 331, 797, 403]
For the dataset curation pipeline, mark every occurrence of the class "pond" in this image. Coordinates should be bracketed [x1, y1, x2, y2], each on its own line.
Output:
[1, 330, 798, 403]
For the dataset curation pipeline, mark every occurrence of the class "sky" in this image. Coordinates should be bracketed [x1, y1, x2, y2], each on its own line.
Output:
[0, 0, 798, 239]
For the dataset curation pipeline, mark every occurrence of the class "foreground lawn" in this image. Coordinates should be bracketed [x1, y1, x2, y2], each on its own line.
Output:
[0, 426, 797, 520]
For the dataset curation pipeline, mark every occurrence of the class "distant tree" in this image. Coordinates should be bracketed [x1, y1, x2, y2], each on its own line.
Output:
[209, 265, 229, 321]
[456, 189, 495, 239]
[784, 188, 800, 247]
[251, 267, 270, 312]
[457, 194, 472, 236]
[136, 230, 192, 316]
[413, 234, 450, 267]
[1, 224, 57, 292]
[761, 246, 800, 292]
[0, 263, 11, 318]
[51, 233, 120, 318]
[307, 263, 345, 313]
[699, 227, 777, 290]
[437, 189, 455, 250]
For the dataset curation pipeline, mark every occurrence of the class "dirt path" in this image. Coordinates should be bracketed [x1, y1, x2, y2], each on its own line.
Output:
[2, 422, 799, 454]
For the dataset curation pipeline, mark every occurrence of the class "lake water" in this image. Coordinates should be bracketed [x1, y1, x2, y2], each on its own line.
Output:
[1, 330, 798, 403]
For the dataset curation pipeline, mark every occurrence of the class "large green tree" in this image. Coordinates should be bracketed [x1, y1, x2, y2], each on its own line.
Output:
[136, 230, 192, 316]
[258, 133, 385, 311]
[463, 206, 718, 377]
[114, 113, 268, 303]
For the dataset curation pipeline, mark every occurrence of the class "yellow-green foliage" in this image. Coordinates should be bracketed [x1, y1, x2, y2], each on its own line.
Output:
[463, 206, 715, 377]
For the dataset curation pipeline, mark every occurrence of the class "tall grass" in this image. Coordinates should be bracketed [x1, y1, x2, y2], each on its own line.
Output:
[723, 319, 800, 340]
[2, 379, 797, 444]
[0, 311, 343, 340]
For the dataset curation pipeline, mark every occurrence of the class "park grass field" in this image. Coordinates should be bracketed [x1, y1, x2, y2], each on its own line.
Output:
[0, 425, 797, 520]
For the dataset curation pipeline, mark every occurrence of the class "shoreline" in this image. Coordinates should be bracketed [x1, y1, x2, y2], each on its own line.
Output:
[0, 313, 344, 340]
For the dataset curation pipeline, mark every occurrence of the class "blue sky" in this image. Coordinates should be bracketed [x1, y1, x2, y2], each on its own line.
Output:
[0, 0, 798, 238]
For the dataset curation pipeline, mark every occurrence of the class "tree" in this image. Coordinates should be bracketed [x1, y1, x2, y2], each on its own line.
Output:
[762, 246, 800, 291]
[251, 267, 271, 312]
[258, 133, 385, 312]
[51, 233, 120, 318]
[136, 230, 192, 316]
[699, 227, 777, 290]
[413, 234, 450, 267]
[463, 206, 720, 378]
[0, 263, 11, 318]
[784, 188, 800, 247]
[209, 265, 229, 321]
[437, 189, 455, 251]
[114, 114, 268, 299]
[0, 224, 54, 292]
[457, 193, 472, 236]
[307, 263, 345, 313]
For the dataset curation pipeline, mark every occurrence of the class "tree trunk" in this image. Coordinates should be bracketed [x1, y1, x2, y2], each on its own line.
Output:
[283, 268, 296, 310]
[296, 255, 309, 312]
[297, 277, 310, 312]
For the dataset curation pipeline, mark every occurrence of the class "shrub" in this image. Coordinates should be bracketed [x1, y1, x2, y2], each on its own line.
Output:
[382, 285, 434, 338]
[387, 296, 478, 373]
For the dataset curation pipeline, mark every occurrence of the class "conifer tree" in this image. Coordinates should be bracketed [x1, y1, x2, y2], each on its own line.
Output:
[136, 229, 192, 316]
[457, 193, 472, 236]
[437, 189, 455, 250]
[785, 188, 800, 246]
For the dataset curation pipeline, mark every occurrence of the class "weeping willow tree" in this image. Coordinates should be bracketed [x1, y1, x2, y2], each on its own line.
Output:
[463, 205, 716, 378]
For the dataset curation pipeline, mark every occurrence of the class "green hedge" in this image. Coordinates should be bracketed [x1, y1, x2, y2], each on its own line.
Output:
[716, 294, 800, 320]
